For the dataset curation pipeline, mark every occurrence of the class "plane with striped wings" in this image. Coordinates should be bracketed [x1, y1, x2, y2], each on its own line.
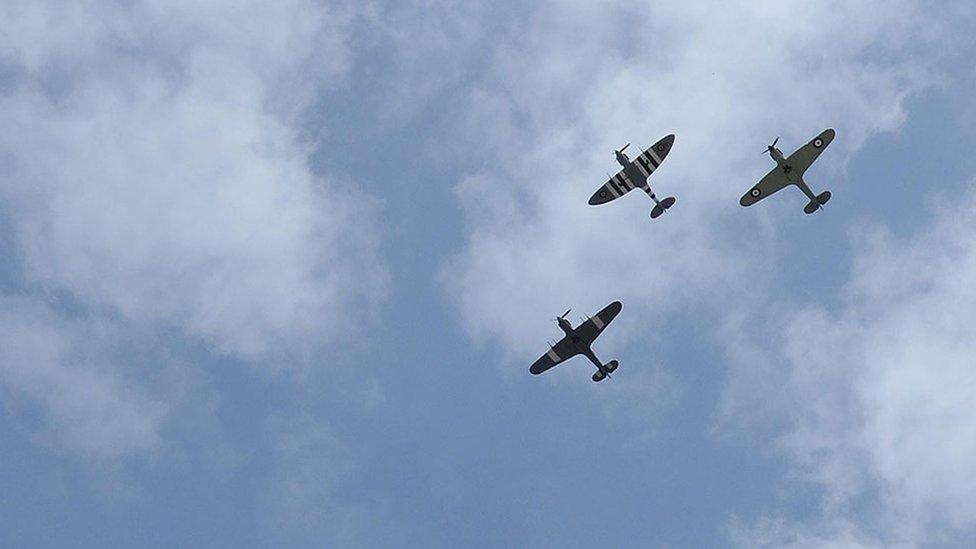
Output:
[740, 128, 835, 214]
[529, 301, 622, 383]
[588, 134, 676, 219]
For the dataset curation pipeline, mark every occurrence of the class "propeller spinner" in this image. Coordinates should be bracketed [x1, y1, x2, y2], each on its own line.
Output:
[762, 136, 779, 154]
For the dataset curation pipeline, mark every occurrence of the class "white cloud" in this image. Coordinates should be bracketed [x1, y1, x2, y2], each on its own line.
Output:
[443, 0, 939, 366]
[0, 298, 166, 458]
[722, 188, 976, 545]
[0, 1, 384, 453]
[0, 1, 384, 361]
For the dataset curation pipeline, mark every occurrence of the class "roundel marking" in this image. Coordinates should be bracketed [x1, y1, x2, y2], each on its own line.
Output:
[656, 144, 665, 152]
[814, 138, 824, 148]
[600, 190, 608, 198]
[750, 188, 761, 198]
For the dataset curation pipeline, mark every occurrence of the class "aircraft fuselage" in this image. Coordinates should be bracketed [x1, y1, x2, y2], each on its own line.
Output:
[769, 146, 817, 201]
[615, 151, 660, 205]
[558, 318, 584, 345]
[582, 348, 607, 373]
[556, 318, 608, 374]
[557, 317, 574, 337]
[614, 150, 630, 167]
[769, 146, 790, 174]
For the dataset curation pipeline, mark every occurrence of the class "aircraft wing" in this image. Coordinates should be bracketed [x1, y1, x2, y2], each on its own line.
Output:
[632, 134, 675, 179]
[529, 336, 580, 375]
[786, 128, 835, 176]
[740, 166, 790, 207]
[573, 301, 623, 346]
[589, 169, 638, 205]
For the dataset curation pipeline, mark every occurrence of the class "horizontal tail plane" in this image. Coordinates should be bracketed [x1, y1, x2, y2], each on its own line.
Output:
[803, 190, 831, 215]
[650, 196, 676, 219]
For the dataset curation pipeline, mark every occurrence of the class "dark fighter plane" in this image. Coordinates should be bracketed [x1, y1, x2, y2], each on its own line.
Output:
[588, 135, 676, 219]
[529, 301, 622, 382]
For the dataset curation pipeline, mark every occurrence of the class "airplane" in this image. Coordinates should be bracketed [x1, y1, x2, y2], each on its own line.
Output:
[529, 301, 622, 382]
[740, 128, 835, 214]
[588, 134, 676, 219]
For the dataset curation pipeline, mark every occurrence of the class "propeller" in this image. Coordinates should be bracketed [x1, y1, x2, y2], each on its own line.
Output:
[555, 308, 571, 322]
[762, 137, 779, 154]
[615, 143, 631, 155]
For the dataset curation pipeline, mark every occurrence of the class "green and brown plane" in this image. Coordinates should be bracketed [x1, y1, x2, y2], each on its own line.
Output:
[741, 128, 835, 214]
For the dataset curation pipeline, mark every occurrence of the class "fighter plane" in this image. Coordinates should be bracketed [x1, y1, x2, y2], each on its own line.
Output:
[529, 301, 622, 382]
[740, 128, 835, 214]
[588, 134, 676, 219]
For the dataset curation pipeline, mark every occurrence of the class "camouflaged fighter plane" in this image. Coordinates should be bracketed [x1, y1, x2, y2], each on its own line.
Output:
[741, 128, 835, 214]
[588, 134, 676, 219]
[529, 301, 622, 383]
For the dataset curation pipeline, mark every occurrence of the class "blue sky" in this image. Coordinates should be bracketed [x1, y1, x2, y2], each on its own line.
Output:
[2, 1, 976, 547]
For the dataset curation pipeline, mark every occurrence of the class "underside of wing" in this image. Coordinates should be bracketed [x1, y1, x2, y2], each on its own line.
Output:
[740, 167, 790, 207]
[573, 301, 623, 345]
[786, 128, 835, 176]
[529, 337, 579, 375]
[632, 134, 675, 179]
[589, 170, 636, 205]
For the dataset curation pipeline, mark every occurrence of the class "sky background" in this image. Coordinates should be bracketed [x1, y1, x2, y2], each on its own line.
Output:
[1, 1, 976, 547]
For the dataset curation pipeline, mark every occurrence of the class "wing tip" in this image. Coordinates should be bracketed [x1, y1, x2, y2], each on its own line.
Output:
[588, 189, 610, 205]
[654, 134, 675, 147]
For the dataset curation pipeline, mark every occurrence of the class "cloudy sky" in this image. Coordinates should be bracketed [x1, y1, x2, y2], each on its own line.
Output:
[2, 1, 975, 547]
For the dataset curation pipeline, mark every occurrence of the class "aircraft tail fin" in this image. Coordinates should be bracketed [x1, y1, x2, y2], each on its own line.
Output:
[650, 196, 676, 219]
[803, 190, 831, 215]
